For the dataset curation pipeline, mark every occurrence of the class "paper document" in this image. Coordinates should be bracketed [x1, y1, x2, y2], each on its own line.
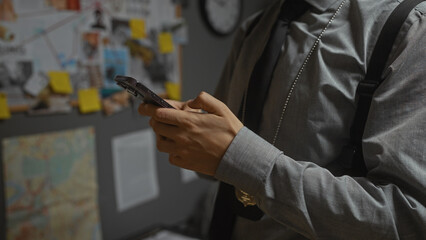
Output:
[112, 129, 159, 212]
[23, 72, 49, 97]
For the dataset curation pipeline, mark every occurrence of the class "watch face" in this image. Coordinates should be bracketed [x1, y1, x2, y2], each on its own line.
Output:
[200, 0, 242, 36]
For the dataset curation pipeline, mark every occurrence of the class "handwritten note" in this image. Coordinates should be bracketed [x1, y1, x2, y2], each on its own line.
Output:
[48, 71, 73, 94]
[0, 93, 11, 119]
[158, 32, 174, 54]
[129, 18, 146, 39]
[78, 88, 101, 114]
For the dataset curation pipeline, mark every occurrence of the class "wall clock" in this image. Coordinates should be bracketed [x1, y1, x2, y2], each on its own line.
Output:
[200, 0, 243, 36]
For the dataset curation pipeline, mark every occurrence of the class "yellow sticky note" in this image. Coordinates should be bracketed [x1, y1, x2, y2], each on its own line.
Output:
[0, 93, 11, 119]
[130, 18, 146, 39]
[158, 32, 174, 54]
[78, 88, 101, 114]
[165, 82, 181, 100]
[48, 71, 73, 94]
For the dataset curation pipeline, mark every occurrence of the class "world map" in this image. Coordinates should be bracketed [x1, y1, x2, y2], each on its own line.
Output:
[2, 126, 102, 240]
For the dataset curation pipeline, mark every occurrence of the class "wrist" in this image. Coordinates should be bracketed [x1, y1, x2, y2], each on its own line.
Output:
[215, 127, 282, 195]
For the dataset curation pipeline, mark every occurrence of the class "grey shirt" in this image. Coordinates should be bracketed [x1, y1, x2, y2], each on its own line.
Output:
[213, 0, 426, 239]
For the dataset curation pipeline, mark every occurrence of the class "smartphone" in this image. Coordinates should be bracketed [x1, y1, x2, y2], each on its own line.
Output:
[114, 75, 175, 109]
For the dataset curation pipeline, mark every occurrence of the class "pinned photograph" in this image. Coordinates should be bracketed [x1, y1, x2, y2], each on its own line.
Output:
[102, 90, 130, 116]
[0, 24, 15, 42]
[0, 61, 33, 89]
[103, 48, 129, 89]
[87, 64, 103, 88]
[81, 32, 100, 61]
[46, 0, 80, 11]
[0, 0, 17, 21]
[28, 88, 72, 115]
[91, 6, 107, 30]
[111, 18, 131, 46]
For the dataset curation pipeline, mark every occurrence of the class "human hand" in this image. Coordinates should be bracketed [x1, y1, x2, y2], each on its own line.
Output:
[138, 92, 243, 176]
[165, 99, 202, 113]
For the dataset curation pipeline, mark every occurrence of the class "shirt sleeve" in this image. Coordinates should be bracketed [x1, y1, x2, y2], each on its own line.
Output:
[215, 7, 426, 240]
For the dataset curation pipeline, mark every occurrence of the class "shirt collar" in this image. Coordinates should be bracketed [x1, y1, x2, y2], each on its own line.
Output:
[302, 0, 341, 12]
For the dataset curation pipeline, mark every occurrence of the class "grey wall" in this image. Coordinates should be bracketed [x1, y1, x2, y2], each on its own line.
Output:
[181, 0, 273, 98]
[0, 1, 273, 239]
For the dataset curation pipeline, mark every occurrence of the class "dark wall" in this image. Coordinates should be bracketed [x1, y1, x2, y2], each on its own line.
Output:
[181, 0, 273, 98]
[0, 1, 273, 239]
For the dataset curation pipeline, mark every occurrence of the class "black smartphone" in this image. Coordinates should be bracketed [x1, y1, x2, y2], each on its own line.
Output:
[114, 75, 175, 109]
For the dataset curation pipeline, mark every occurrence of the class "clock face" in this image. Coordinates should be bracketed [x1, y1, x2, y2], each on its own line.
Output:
[200, 0, 242, 36]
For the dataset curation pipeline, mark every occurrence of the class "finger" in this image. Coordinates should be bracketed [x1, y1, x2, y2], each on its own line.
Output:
[168, 154, 199, 173]
[152, 107, 197, 128]
[150, 118, 181, 141]
[164, 99, 203, 113]
[156, 133, 174, 145]
[165, 99, 186, 109]
[138, 103, 160, 116]
[156, 135, 178, 154]
[169, 154, 185, 167]
[187, 91, 226, 115]
[158, 134, 168, 142]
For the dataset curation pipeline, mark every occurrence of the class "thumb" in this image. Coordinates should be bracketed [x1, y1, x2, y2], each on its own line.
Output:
[187, 91, 225, 115]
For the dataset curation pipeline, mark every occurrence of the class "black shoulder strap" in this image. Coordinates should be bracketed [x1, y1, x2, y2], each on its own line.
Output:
[350, 0, 424, 176]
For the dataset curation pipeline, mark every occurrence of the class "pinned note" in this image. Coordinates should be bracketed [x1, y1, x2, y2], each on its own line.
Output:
[24, 73, 49, 97]
[0, 93, 11, 119]
[78, 88, 101, 114]
[165, 82, 181, 100]
[158, 32, 174, 54]
[129, 18, 146, 39]
[48, 71, 73, 94]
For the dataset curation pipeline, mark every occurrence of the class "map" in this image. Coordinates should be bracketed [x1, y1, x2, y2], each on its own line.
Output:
[2, 126, 102, 240]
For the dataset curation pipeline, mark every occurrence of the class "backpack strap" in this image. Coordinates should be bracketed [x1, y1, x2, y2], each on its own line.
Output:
[348, 0, 424, 176]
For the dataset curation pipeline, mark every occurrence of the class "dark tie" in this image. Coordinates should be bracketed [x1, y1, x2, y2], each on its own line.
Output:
[209, 1, 310, 239]
[245, 0, 311, 133]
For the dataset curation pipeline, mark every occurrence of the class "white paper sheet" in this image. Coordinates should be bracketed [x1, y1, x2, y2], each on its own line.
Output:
[112, 128, 159, 212]
[24, 72, 49, 96]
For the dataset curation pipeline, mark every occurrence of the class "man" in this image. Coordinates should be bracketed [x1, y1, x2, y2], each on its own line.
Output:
[139, 0, 426, 239]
